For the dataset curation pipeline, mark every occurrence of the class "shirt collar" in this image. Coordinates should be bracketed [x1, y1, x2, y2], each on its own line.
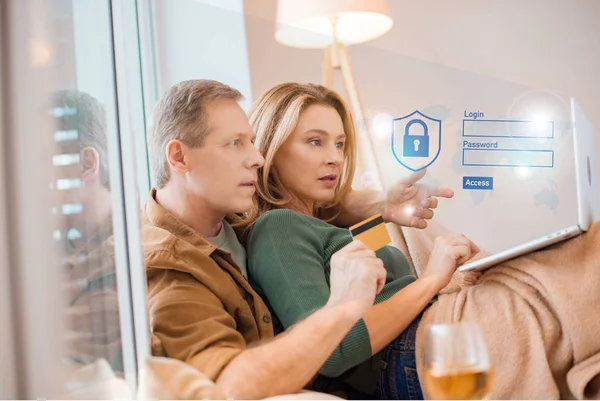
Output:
[142, 188, 219, 256]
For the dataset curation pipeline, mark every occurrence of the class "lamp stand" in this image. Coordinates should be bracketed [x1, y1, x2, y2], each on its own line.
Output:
[322, 20, 383, 191]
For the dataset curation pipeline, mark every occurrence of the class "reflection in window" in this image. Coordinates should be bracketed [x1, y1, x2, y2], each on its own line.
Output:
[61, 203, 84, 216]
[52, 90, 124, 378]
[53, 153, 80, 166]
[56, 178, 82, 190]
[54, 129, 79, 142]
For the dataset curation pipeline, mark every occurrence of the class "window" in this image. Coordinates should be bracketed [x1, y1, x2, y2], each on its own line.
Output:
[0, 0, 148, 397]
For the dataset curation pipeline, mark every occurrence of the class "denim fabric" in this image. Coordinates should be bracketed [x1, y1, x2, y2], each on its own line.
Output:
[311, 314, 425, 400]
[377, 315, 424, 400]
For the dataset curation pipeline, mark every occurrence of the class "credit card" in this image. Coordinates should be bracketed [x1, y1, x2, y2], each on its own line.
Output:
[349, 213, 391, 251]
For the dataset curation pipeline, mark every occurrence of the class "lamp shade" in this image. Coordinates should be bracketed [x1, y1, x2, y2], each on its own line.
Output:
[275, 0, 393, 49]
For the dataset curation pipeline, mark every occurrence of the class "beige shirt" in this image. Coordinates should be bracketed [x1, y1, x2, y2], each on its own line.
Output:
[207, 220, 248, 279]
[142, 189, 274, 381]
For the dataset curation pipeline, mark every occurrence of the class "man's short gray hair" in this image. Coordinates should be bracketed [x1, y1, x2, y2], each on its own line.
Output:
[147, 79, 242, 189]
[54, 90, 110, 190]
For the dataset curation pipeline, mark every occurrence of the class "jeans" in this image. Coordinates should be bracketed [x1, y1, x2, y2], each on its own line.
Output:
[311, 315, 424, 400]
[377, 314, 424, 400]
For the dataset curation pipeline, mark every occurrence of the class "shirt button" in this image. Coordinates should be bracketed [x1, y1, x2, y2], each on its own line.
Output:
[263, 314, 272, 323]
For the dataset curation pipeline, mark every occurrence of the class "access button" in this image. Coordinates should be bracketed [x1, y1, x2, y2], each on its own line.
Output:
[463, 176, 493, 190]
[263, 314, 272, 324]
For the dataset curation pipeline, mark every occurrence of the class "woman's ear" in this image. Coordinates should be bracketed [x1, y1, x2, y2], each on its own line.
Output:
[80, 147, 100, 182]
[165, 140, 189, 174]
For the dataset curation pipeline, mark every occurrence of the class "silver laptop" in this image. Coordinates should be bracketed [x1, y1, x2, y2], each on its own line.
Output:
[459, 98, 599, 272]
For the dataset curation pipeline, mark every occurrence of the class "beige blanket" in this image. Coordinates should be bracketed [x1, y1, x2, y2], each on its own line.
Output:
[389, 222, 600, 399]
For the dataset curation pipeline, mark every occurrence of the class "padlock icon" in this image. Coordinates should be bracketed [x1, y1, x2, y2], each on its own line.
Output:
[403, 119, 429, 157]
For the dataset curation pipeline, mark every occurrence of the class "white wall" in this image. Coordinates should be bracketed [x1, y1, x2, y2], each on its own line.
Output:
[152, 0, 253, 110]
[243, 0, 600, 252]
[244, 0, 599, 130]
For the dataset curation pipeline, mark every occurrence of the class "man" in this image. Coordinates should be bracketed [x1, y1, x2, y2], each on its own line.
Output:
[55, 89, 113, 250]
[142, 80, 452, 399]
[55, 90, 122, 373]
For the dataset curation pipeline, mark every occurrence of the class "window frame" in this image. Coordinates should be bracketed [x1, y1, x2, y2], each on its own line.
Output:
[0, 0, 151, 397]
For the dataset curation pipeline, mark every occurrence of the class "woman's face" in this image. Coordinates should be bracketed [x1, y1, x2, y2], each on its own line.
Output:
[273, 104, 346, 212]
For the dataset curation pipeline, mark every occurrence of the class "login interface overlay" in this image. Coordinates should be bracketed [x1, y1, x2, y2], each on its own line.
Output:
[383, 100, 579, 254]
[450, 109, 575, 253]
[462, 112, 554, 168]
[462, 112, 554, 190]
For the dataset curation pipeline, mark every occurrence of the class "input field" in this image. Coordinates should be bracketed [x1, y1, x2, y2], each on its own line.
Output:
[462, 149, 554, 167]
[463, 119, 554, 138]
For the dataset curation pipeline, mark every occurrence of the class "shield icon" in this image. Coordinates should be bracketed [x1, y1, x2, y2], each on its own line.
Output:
[392, 110, 442, 172]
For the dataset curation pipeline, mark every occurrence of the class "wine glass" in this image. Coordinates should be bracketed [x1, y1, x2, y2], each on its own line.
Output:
[423, 321, 493, 400]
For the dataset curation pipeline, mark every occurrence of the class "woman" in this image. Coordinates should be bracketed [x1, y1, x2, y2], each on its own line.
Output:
[243, 83, 480, 400]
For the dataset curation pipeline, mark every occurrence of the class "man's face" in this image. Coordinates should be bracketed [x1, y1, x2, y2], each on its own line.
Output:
[185, 99, 264, 214]
[55, 142, 110, 243]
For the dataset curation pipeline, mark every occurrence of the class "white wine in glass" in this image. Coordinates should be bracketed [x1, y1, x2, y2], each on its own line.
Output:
[423, 322, 493, 400]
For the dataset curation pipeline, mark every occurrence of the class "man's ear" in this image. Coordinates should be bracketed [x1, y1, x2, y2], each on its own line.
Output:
[80, 147, 100, 182]
[165, 140, 189, 174]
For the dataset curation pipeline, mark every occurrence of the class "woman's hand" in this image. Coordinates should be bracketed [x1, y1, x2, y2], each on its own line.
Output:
[381, 169, 454, 229]
[461, 271, 483, 286]
[421, 234, 481, 291]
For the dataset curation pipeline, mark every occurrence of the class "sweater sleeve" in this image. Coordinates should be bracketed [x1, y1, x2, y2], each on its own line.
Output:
[247, 210, 372, 377]
[374, 247, 417, 303]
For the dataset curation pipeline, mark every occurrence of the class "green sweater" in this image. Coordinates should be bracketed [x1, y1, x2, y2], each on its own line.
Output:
[247, 209, 416, 378]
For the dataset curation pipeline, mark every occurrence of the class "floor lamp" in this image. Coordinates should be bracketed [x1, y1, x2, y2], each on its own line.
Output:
[275, 0, 393, 190]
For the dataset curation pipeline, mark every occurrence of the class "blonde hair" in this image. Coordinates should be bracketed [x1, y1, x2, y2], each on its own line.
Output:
[147, 79, 242, 189]
[243, 83, 356, 228]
